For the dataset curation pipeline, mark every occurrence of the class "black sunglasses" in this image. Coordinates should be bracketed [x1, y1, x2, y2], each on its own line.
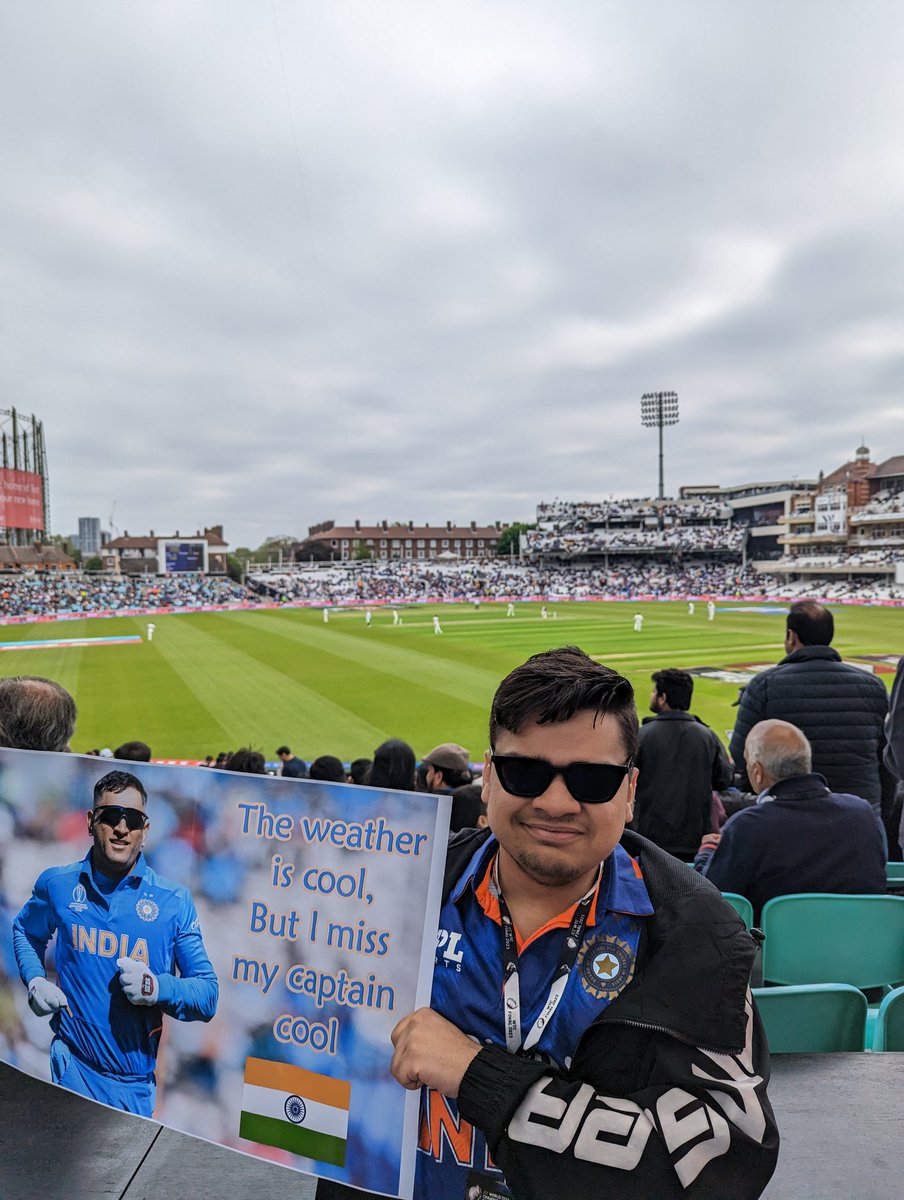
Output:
[490, 754, 633, 805]
[92, 805, 148, 832]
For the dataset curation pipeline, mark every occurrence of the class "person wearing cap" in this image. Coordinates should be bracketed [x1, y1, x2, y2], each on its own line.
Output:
[12, 769, 218, 1117]
[321, 646, 777, 1200]
[419, 743, 472, 793]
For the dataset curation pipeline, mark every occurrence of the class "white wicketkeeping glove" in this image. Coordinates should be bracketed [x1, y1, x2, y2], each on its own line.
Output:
[27, 977, 69, 1017]
[117, 957, 159, 1005]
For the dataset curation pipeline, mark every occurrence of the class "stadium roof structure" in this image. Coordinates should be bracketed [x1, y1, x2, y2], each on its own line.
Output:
[820, 458, 876, 487]
[306, 524, 501, 541]
[107, 525, 228, 550]
[873, 456, 904, 480]
[0, 544, 74, 568]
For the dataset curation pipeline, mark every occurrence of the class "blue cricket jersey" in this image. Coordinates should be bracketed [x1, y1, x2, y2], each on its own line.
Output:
[419, 836, 653, 1200]
[13, 851, 218, 1080]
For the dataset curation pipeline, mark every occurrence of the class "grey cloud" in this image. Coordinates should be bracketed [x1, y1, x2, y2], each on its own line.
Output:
[3, 2, 904, 544]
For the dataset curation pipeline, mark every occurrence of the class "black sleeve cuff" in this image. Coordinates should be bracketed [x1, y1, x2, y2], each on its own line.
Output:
[457, 1044, 550, 1146]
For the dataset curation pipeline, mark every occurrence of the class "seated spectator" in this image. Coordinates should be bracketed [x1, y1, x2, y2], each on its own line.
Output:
[418, 743, 472, 793]
[309, 755, 347, 783]
[225, 747, 267, 774]
[215, 752, 229, 769]
[449, 782, 488, 833]
[0, 675, 77, 752]
[695, 719, 886, 922]
[347, 757, 372, 785]
[276, 745, 307, 778]
[114, 740, 152, 762]
[367, 739, 417, 791]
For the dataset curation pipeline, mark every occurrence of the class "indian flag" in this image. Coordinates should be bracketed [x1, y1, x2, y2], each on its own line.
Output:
[239, 1057, 351, 1167]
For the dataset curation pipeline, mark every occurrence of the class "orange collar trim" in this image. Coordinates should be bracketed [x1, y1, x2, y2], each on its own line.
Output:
[474, 851, 603, 954]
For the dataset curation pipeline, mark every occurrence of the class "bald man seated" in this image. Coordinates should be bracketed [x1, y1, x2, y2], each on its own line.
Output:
[695, 719, 886, 922]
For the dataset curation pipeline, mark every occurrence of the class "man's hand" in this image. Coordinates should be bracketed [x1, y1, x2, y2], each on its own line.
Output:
[390, 1008, 481, 1098]
[27, 977, 69, 1017]
[117, 957, 159, 1005]
[698, 832, 722, 854]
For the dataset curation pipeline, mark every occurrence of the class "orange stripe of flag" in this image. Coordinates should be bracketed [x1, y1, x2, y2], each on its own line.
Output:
[243, 1058, 351, 1110]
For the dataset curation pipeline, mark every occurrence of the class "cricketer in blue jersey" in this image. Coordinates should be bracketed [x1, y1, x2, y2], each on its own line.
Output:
[12, 769, 218, 1117]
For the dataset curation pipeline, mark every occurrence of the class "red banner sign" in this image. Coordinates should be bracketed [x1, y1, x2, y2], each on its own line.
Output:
[0, 469, 44, 530]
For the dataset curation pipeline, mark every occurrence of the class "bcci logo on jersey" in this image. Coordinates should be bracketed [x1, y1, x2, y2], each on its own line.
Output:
[578, 935, 635, 1001]
[69, 884, 88, 913]
[136, 897, 159, 922]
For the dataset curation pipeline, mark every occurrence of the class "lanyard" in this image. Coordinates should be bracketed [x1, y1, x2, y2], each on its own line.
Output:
[493, 855, 599, 1055]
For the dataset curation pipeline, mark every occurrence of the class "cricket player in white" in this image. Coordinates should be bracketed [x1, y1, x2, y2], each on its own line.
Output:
[633, 613, 644, 632]
[146, 623, 156, 642]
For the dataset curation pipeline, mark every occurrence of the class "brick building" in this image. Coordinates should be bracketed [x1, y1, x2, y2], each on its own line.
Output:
[304, 521, 504, 562]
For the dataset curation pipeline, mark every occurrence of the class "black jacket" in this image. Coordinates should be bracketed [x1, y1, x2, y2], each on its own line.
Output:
[320, 828, 778, 1200]
[729, 644, 892, 812]
[696, 773, 887, 923]
[632, 710, 733, 856]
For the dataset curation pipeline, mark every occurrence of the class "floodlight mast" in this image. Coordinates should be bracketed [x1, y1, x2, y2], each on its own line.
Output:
[640, 391, 679, 500]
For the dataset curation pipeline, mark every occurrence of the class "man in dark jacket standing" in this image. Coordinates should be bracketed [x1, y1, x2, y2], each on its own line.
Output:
[883, 655, 904, 857]
[729, 601, 893, 825]
[632, 669, 733, 858]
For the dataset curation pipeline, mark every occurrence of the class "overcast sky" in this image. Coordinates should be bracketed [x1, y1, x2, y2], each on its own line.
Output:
[3, 2, 904, 549]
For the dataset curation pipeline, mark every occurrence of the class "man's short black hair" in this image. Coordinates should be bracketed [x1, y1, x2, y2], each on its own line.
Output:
[94, 769, 147, 805]
[489, 646, 638, 761]
[652, 668, 694, 712]
[309, 755, 347, 783]
[276, 745, 291, 756]
[787, 600, 834, 646]
[114, 740, 152, 763]
[0, 676, 77, 753]
[348, 757, 372, 785]
[226, 748, 266, 774]
[449, 782, 487, 833]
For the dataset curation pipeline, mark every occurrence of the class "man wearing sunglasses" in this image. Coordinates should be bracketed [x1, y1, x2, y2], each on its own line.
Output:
[332, 647, 778, 1200]
[12, 769, 218, 1117]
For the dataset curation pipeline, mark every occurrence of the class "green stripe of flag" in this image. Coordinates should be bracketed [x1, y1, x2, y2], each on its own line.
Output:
[239, 1110, 347, 1167]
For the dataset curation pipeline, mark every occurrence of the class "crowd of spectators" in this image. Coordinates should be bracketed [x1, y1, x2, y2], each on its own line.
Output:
[790, 549, 904, 566]
[536, 497, 730, 524]
[523, 524, 747, 556]
[247, 560, 768, 604]
[853, 489, 904, 516]
[1, 550, 904, 627]
[0, 574, 246, 619]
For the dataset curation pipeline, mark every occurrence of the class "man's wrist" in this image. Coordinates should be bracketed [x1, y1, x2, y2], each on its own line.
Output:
[457, 1044, 549, 1143]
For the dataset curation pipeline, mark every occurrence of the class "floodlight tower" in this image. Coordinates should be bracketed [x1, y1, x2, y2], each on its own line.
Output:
[640, 391, 679, 500]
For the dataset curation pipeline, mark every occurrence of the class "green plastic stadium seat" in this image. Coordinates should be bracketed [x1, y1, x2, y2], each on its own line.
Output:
[752, 984, 867, 1052]
[873, 986, 904, 1051]
[760, 894, 904, 989]
[721, 892, 753, 929]
[886, 861, 904, 883]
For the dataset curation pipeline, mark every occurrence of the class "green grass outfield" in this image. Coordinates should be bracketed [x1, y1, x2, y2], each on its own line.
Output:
[0, 600, 898, 760]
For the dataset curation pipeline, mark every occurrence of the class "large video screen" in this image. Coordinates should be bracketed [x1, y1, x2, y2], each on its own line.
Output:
[0, 468, 43, 530]
[163, 540, 206, 573]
